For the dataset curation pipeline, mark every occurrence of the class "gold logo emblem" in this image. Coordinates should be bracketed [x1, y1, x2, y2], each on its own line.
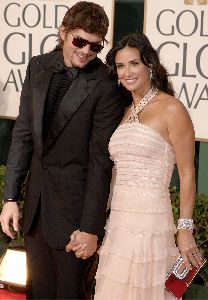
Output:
[184, 0, 207, 4]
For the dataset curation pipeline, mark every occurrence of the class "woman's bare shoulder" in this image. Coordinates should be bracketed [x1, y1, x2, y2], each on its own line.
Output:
[157, 92, 194, 137]
[157, 92, 188, 116]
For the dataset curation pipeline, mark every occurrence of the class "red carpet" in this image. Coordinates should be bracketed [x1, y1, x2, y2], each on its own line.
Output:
[0, 289, 25, 299]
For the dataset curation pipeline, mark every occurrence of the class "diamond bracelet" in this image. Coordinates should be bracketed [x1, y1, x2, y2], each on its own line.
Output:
[177, 218, 195, 232]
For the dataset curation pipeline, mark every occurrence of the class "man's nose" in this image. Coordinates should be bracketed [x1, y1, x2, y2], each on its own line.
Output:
[81, 44, 91, 54]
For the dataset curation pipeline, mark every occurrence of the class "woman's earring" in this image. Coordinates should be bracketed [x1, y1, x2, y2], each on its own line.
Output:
[118, 79, 120, 86]
[149, 69, 153, 80]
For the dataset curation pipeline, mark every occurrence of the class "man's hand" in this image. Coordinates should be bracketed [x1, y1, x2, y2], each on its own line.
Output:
[0, 202, 20, 239]
[66, 230, 98, 259]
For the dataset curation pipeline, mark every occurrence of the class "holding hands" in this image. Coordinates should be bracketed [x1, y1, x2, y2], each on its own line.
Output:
[66, 229, 98, 259]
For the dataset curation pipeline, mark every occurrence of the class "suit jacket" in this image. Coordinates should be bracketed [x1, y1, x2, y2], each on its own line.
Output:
[3, 50, 125, 248]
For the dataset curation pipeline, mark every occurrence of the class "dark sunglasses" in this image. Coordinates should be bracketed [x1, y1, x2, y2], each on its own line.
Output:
[70, 34, 104, 53]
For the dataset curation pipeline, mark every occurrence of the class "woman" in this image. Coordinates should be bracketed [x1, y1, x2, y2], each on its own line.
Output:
[92, 33, 202, 299]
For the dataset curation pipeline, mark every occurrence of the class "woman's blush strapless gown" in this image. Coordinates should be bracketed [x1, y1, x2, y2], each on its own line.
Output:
[94, 122, 179, 300]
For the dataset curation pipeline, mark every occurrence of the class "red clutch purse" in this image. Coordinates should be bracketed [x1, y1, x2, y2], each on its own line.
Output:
[165, 255, 207, 299]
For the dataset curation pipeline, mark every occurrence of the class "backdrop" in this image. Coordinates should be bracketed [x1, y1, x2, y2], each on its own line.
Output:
[0, 0, 115, 119]
[144, 0, 208, 140]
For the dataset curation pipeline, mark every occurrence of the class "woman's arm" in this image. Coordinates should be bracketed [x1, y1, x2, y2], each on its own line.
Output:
[166, 98, 203, 269]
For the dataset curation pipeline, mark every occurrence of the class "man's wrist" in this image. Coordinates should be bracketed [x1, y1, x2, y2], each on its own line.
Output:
[2, 198, 17, 204]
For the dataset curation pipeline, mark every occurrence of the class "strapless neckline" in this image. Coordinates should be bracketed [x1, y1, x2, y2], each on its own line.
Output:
[118, 121, 173, 150]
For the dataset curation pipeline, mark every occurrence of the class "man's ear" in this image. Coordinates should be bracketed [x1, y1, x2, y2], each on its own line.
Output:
[59, 25, 66, 41]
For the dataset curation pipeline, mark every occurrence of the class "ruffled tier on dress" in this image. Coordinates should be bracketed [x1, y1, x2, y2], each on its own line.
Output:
[95, 208, 179, 300]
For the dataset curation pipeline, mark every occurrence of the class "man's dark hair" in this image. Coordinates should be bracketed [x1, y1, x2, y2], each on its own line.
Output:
[57, 1, 109, 48]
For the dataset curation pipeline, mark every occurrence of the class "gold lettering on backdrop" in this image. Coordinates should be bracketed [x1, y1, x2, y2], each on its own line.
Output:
[184, 0, 207, 5]
[145, 0, 208, 139]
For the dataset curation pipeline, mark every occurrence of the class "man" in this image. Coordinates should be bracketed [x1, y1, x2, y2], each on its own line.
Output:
[0, 2, 124, 299]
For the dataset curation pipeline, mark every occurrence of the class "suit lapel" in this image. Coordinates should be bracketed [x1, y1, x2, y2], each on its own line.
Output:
[32, 51, 65, 154]
[44, 70, 102, 150]
[33, 70, 52, 154]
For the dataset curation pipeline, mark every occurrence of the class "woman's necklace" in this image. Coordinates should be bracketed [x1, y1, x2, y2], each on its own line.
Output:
[124, 87, 158, 124]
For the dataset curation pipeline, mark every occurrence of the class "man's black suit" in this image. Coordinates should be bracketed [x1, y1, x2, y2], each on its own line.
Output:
[3, 50, 124, 298]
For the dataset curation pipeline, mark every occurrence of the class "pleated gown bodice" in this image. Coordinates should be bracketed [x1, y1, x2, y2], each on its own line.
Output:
[109, 122, 176, 234]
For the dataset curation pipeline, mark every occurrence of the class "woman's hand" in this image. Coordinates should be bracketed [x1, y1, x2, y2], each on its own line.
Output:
[66, 229, 98, 259]
[177, 229, 203, 269]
